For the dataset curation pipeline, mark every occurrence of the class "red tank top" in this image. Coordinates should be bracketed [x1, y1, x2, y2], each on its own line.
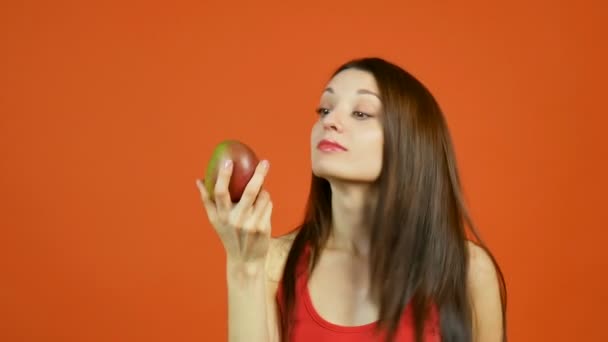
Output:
[276, 244, 441, 341]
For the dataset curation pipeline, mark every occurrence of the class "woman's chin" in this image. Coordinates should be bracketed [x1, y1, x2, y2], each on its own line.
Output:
[312, 170, 373, 185]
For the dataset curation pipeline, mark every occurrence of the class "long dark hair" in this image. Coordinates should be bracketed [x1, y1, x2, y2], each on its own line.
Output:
[278, 57, 507, 342]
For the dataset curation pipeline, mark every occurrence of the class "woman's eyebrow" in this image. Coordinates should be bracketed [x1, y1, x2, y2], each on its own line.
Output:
[323, 87, 380, 100]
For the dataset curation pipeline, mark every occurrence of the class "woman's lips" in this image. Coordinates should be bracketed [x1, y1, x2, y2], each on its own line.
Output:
[317, 139, 347, 152]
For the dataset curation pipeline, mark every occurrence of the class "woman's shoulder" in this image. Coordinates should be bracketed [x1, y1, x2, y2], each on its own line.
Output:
[465, 240, 504, 339]
[265, 229, 300, 283]
[465, 240, 500, 280]
[465, 240, 501, 290]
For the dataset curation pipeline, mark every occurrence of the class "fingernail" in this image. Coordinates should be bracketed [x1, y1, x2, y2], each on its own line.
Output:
[261, 160, 269, 169]
[224, 160, 232, 168]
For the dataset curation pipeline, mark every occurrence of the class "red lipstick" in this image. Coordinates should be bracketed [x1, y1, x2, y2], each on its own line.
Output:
[317, 139, 347, 152]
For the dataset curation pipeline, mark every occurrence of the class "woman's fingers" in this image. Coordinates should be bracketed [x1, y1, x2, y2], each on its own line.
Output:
[196, 178, 217, 223]
[260, 199, 273, 233]
[214, 159, 234, 219]
[196, 158, 273, 261]
[242, 190, 270, 232]
[235, 160, 269, 213]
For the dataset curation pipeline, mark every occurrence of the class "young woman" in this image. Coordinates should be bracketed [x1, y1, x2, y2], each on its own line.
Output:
[196, 57, 507, 342]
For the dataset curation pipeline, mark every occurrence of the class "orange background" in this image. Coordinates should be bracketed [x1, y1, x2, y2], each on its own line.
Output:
[1, 1, 607, 341]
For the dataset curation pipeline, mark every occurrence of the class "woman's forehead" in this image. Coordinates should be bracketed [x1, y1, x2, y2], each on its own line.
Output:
[326, 69, 378, 92]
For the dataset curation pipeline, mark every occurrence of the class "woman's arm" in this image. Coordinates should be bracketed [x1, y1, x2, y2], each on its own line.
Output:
[196, 159, 278, 342]
[467, 242, 505, 342]
[227, 234, 294, 342]
[226, 259, 278, 342]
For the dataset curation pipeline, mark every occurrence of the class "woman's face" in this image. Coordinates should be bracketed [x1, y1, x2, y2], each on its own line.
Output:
[310, 68, 384, 183]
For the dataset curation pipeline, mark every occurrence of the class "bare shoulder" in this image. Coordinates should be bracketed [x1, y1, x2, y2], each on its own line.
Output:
[265, 229, 299, 283]
[465, 240, 504, 341]
[466, 241, 499, 280]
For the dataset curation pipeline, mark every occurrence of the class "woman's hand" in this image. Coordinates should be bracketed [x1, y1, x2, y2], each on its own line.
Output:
[196, 159, 273, 265]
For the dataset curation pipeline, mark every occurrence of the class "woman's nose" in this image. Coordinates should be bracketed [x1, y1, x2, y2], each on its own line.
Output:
[321, 110, 343, 132]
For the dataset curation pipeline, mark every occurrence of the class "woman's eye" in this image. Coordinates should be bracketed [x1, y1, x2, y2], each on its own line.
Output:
[316, 107, 330, 116]
[315, 108, 371, 119]
[353, 111, 371, 119]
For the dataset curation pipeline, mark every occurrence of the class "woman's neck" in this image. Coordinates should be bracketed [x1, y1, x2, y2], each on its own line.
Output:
[325, 180, 376, 256]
